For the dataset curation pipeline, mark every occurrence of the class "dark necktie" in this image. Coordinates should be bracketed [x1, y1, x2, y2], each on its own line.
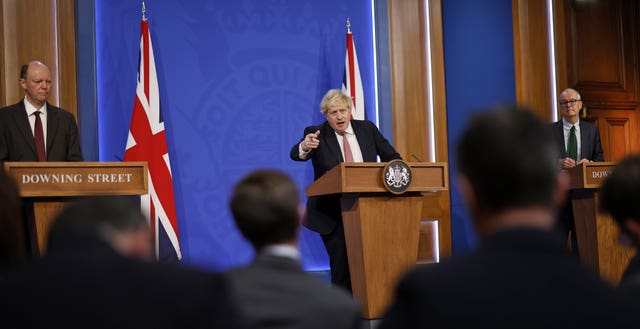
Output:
[567, 125, 577, 161]
[34, 111, 46, 162]
[341, 132, 354, 162]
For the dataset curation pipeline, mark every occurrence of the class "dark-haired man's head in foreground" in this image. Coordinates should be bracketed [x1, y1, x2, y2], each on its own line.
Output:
[601, 155, 640, 247]
[456, 106, 567, 236]
[48, 196, 152, 261]
[230, 170, 300, 251]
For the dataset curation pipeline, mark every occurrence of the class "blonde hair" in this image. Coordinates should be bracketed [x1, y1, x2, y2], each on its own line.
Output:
[320, 89, 353, 115]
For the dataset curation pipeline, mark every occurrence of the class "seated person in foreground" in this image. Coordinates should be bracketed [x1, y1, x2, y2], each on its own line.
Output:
[225, 169, 361, 329]
[379, 106, 636, 329]
[0, 196, 239, 329]
[600, 154, 640, 297]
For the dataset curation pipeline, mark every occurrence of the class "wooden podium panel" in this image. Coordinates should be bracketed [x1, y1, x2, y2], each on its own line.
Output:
[307, 162, 448, 319]
[568, 162, 635, 283]
[342, 193, 422, 319]
[4, 162, 148, 255]
[307, 162, 448, 196]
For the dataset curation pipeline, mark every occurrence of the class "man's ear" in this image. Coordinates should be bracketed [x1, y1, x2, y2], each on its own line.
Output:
[457, 175, 476, 215]
[554, 170, 570, 208]
[19, 78, 26, 91]
[624, 219, 640, 243]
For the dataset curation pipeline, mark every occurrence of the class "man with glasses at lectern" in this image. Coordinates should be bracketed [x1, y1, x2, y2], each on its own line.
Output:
[551, 88, 604, 253]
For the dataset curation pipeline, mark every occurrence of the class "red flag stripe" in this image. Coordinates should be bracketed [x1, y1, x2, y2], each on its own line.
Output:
[124, 17, 181, 260]
[346, 32, 357, 109]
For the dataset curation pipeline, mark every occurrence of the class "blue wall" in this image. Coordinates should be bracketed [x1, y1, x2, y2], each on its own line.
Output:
[94, 0, 378, 271]
[85, 0, 519, 270]
[442, 0, 516, 254]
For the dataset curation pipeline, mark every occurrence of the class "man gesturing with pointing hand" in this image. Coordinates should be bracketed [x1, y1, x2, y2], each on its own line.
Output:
[290, 89, 401, 293]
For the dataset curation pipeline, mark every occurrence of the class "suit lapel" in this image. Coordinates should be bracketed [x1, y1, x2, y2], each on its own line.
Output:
[352, 120, 375, 161]
[10, 102, 39, 156]
[322, 123, 343, 163]
[553, 121, 567, 157]
[580, 122, 590, 159]
[46, 105, 60, 156]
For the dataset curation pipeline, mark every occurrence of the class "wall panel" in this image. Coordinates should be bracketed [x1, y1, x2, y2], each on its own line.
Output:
[562, 0, 640, 160]
[0, 0, 77, 119]
[512, 0, 554, 120]
[388, 0, 451, 260]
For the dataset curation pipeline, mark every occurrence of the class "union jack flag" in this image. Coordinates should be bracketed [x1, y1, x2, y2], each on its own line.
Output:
[342, 18, 365, 120]
[124, 8, 181, 261]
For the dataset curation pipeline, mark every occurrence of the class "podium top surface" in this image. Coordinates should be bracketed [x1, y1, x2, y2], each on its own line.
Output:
[306, 162, 448, 197]
[4, 161, 148, 197]
[567, 161, 616, 190]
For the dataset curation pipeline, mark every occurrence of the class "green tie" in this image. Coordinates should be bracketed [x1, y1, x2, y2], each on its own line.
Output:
[567, 125, 578, 161]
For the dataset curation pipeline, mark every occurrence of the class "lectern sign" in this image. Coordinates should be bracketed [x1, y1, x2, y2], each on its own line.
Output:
[383, 160, 412, 194]
[4, 162, 148, 197]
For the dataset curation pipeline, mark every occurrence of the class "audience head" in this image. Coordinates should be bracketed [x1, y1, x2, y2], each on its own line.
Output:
[48, 197, 151, 260]
[0, 170, 24, 270]
[19, 60, 52, 108]
[230, 170, 300, 251]
[456, 106, 564, 233]
[600, 154, 640, 246]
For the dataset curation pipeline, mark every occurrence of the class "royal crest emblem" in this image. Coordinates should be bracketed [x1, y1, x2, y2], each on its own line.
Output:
[382, 160, 412, 194]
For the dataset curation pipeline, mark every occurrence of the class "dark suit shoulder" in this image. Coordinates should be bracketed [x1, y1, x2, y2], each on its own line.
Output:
[47, 103, 76, 118]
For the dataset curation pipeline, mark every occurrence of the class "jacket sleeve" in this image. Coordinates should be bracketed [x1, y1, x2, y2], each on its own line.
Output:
[290, 126, 319, 162]
[591, 126, 605, 162]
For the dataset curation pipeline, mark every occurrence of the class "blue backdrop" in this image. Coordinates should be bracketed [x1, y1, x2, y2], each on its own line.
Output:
[91, 0, 519, 271]
[442, 0, 516, 254]
[95, 0, 378, 271]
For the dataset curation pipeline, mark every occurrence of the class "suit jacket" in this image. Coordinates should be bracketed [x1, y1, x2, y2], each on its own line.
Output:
[0, 101, 83, 162]
[379, 228, 637, 329]
[290, 120, 401, 234]
[225, 252, 361, 329]
[0, 237, 240, 329]
[551, 119, 604, 161]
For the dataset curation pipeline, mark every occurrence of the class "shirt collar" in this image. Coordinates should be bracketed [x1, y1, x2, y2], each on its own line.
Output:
[562, 118, 579, 129]
[334, 122, 354, 136]
[23, 98, 47, 116]
[261, 244, 301, 260]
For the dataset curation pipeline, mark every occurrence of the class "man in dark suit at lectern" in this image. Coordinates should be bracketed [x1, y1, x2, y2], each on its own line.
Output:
[551, 88, 604, 252]
[290, 89, 400, 293]
[0, 60, 83, 163]
[0, 60, 84, 257]
[380, 106, 635, 329]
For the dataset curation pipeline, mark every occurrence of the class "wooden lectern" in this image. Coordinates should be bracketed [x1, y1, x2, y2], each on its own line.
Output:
[4, 162, 148, 256]
[568, 161, 635, 283]
[306, 162, 448, 319]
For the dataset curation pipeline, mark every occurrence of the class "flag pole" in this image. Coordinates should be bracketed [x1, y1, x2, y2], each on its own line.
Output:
[142, 2, 147, 21]
[346, 17, 351, 34]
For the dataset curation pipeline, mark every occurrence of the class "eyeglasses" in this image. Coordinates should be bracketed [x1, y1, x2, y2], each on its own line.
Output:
[559, 99, 581, 106]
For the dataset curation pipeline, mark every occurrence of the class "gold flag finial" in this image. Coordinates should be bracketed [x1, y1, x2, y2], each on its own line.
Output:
[142, 2, 147, 21]
[346, 18, 352, 34]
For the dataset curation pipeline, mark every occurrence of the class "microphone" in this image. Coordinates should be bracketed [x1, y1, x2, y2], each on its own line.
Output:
[114, 155, 123, 161]
[411, 154, 423, 162]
